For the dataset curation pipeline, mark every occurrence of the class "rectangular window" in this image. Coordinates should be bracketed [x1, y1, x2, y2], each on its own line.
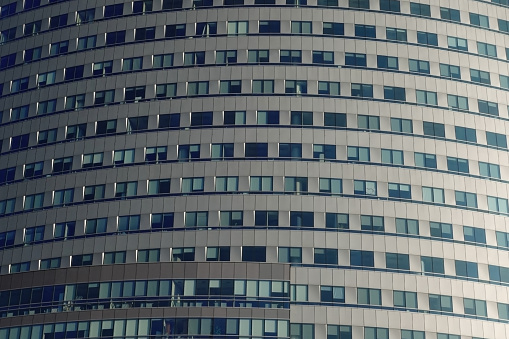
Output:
[24, 20, 42, 36]
[25, 47, 43, 62]
[324, 112, 346, 127]
[206, 247, 230, 261]
[114, 149, 135, 165]
[386, 27, 407, 42]
[24, 161, 44, 178]
[185, 211, 208, 227]
[347, 146, 370, 161]
[349, 250, 374, 267]
[320, 285, 345, 302]
[242, 246, 266, 262]
[355, 24, 376, 38]
[50, 41, 69, 56]
[0, 230, 16, 249]
[470, 69, 491, 84]
[314, 248, 338, 264]
[477, 42, 497, 57]
[125, 86, 146, 102]
[65, 124, 87, 140]
[470, 13, 489, 28]
[24, 225, 44, 243]
[196, 22, 217, 36]
[386, 253, 410, 270]
[103, 251, 126, 264]
[250, 176, 273, 191]
[497, 231, 509, 248]
[151, 213, 174, 229]
[421, 256, 445, 273]
[488, 196, 509, 213]
[423, 121, 445, 137]
[381, 149, 403, 165]
[429, 294, 453, 312]
[181, 177, 204, 192]
[184, 51, 205, 65]
[312, 51, 334, 64]
[82, 153, 103, 168]
[0, 2, 16, 18]
[104, 4, 123, 17]
[11, 105, 29, 121]
[0, 53, 16, 70]
[122, 57, 143, 71]
[117, 215, 141, 232]
[290, 111, 313, 125]
[388, 183, 411, 199]
[0, 167, 16, 185]
[54, 221, 75, 239]
[325, 212, 349, 229]
[96, 120, 117, 135]
[479, 162, 500, 179]
[37, 128, 57, 145]
[430, 222, 453, 239]
[155, 83, 177, 99]
[377, 55, 399, 69]
[0, 199, 16, 216]
[455, 190, 477, 208]
[448, 36, 468, 51]
[259, 21, 280, 33]
[447, 156, 469, 173]
[455, 126, 476, 142]
[135, 26, 156, 41]
[414, 152, 437, 168]
[93, 61, 113, 76]
[227, 21, 248, 36]
[486, 131, 507, 148]
[37, 99, 57, 115]
[53, 188, 74, 206]
[384, 86, 406, 101]
[50, 14, 68, 29]
[394, 291, 418, 308]
[345, 53, 366, 66]
[395, 218, 419, 235]
[318, 81, 340, 95]
[323, 22, 344, 35]
[215, 176, 238, 192]
[37, 71, 56, 87]
[417, 31, 438, 46]
[358, 288, 381, 305]
[255, 210, 278, 226]
[178, 144, 200, 161]
[463, 226, 486, 244]
[165, 24, 186, 37]
[422, 187, 445, 203]
[159, 113, 180, 128]
[65, 94, 85, 110]
[410, 2, 431, 15]
[115, 182, 138, 198]
[248, 49, 269, 63]
[216, 50, 237, 64]
[76, 9, 95, 24]
[10, 134, 29, 150]
[319, 178, 342, 193]
[127, 116, 148, 132]
[290, 211, 314, 228]
[256, 110, 279, 124]
[349, 0, 370, 9]
[187, 81, 209, 95]
[440, 63, 461, 79]
[0, 27, 16, 44]
[163, 0, 183, 7]
[360, 215, 384, 231]
[153, 54, 173, 68]
[11, 77, 29, 93]
[53, 157, 73, 173]
[83, 185, 105, 201]
[94, 90, 115, 105]
[291, 21, 312, 34]
[391, 118, 413, 133]
[138, 249, 160, 262]
[440, 7, 460, 22]
[40, 258, 61, 270]
[220, 80, 242, 94]
[105, 30, 126, 45]
[220, 211, 243, 226]
[148, 179, 171, 194]
[455, 260, 479, 278]
[351, 83, 373, 97]
[10, 262, 30, 273]
[211, 143, 234, 159]
[284, 177, 308, 192]
[478, 100, 499, 116]
[71, 254, 93, 267]
[464, 298, 487, 317]
[77, 35, 96, 50]
[279, 143, 302, 158]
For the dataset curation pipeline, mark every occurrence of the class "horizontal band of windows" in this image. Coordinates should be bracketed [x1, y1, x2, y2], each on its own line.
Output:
[1, 197, 508, 252]
[1, 27, 509, 86]
[3, 60, 509, 108]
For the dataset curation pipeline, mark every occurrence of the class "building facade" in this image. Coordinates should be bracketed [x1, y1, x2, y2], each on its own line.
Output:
[1, 0, 509, 337]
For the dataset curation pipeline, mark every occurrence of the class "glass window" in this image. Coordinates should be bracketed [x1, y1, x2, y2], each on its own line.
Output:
[242, 246, 266, 262]
[377, 55, 399, 69]
[248, 50, 269, 63]
[353, 180, 377, 195]
[349, 0, 369, 9]
[185, 211, 208, 227]
[206, 247, 230, 261]
[486, 131, 507, 148]
[279, 247, 302, 263]
[354, 24, 375, 38]
[324, 113, 346, 127]
[421, 256, 445, 273]
[381, 149, 403, 165]
[417, 31, 438, 46]
[391, 118, 413, 133]
[220, 211, 243, 226]
[151, 213, 174, 229]
[384, 86, 406, 101]
[470, 13, 490, 28]
[394, 290, 418, 308]
[478, 100, 499, 116]
[250, 176, 273, 191]
[414, 152, 437, 168]
[423, 121, 445, 137]
[255, 211, 278, 226]
[440, 7, 460, 22]
[479, 162, 500, 179]
[430, 222, 453, 239]
[284, 177, 308, 192]
[422, 187, 445, 203]
[357, 288, 381, 305]
[386, 253, 410, 270]
[360, 215, 384, 231]
[252, 80, 274, 94]
[325, 213, 349, 229]
[319, 178, 342, 194]
[318, 81, 340, 95]
[323, 22, 344, 35]
[320, 285, 345, 302]
[395, 218, 419, 235]
[448, 36, 468, 51]
[488, 196, 509, 213]
[259, 21, 280, 33]
[440, 63, 461, 79]
[388, 183, 411, 199]
[429, 294, 453, 312]
[345, 53, 366, 66]
[314, 248, 338, 264]
[447, 156, 469, 173]
[350, 250, 374, 266]
[290, 211, 314, 228]
[464, 298, 487, 317]
[291, 111, 313, 125]
[455, 260, 479, 278]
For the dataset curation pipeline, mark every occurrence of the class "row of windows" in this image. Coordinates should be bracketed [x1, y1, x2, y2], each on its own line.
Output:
[0, 317, 290, 338]
[0, 244, 489, 283]
[5, 49, 509, 95]
[0, 277, 505, 321]
[3, 16, 509, 74]
[0, 318, 483, 339]
[4, 174, 502, 214]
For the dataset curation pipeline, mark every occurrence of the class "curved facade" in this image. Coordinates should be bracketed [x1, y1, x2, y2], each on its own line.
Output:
[2, 0, 509, 338]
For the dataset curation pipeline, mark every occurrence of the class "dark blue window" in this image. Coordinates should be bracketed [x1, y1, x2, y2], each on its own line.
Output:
[355, 24, 376, 38]
[350, 250, 374, 267]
